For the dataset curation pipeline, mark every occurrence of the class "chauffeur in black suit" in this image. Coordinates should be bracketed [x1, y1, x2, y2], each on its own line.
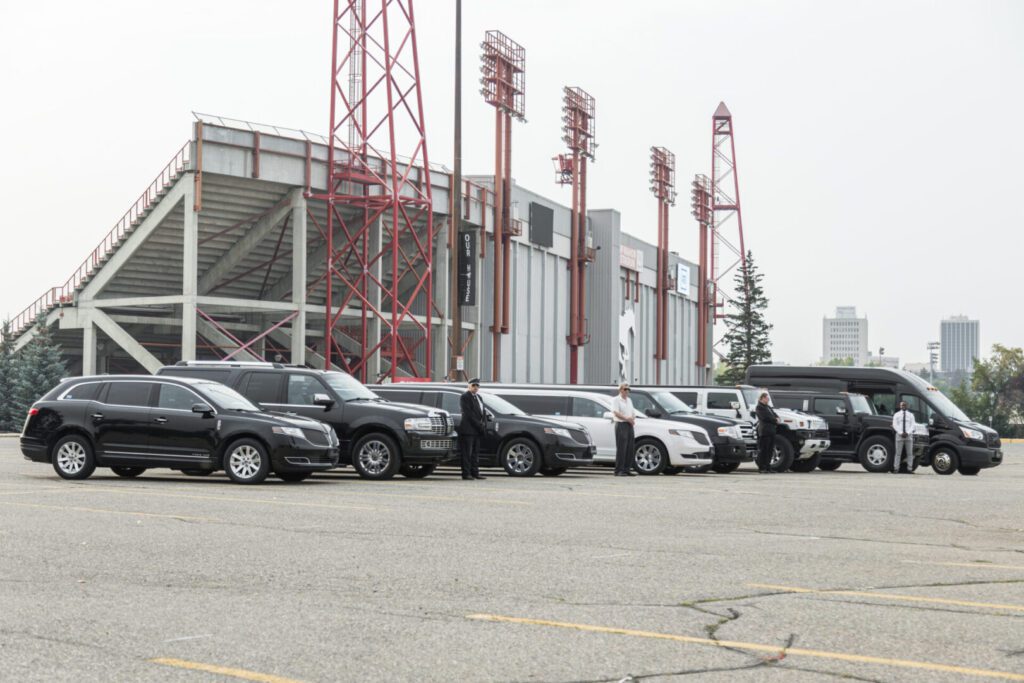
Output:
[457, 378, 488, 480]
[755, 392, 780, 473]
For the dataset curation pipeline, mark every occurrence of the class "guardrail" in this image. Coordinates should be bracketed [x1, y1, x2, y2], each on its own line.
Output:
[10, 141, 191, 338]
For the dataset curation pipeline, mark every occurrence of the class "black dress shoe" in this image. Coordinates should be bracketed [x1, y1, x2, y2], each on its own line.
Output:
[461, 476, 473, 480]
[474, 475, 487, 480]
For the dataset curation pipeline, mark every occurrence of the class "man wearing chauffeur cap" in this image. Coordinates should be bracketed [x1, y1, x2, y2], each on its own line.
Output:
[456, 378, 488, 480]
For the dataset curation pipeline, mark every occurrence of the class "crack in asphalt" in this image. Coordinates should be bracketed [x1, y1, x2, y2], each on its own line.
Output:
[741, 527, 1020, 553]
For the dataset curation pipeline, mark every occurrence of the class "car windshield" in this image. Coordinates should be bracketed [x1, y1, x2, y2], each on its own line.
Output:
[741, 387, 761, 407]
[323, 372, 379, 401]
[849, 395, 874, 414]
[901, 371, 971, 421]
[195, 382, 260, 411]
[652, 391, 696, 414]
[481, 393, 526, 416]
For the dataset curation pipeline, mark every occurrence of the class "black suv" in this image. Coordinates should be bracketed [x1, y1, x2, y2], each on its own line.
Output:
[374, 384, 595, 476]
[157, 362, 456, 480]
[771, 390, 930, 473]
[20, 375, 339, 484]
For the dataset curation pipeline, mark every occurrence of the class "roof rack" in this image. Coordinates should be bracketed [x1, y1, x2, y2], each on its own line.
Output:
[174, 360, 285, 369]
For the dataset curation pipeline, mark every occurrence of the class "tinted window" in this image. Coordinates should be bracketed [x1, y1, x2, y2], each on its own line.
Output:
[571, 397, 608, 418]
[857, 388, 896, 416]
[673, 391, 698, 408]
[440, 392, 460, 414]
[500, 394, 567, 416]
[61, 382, 101, 401]
[900, 394, 935, 423]
[287, 374, 327, 405]
[157, 384, 201, 411]
[707, 391, 738, 410]
[378, 389, 423, 405]
[628, 393, 658, 414]
[242, 373, 283, 404]
[813, 398, 846, 415]
[105, 382, 154, 407]
[159, 368, 232, 383]
[773, 396, 806, 410]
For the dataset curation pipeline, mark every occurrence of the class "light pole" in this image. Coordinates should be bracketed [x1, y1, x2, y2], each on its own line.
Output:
[927, 341, 940, 384]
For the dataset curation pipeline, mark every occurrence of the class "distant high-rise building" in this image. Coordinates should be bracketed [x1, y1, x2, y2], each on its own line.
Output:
[823, 307, 869, 365]
[940, 316, 980, 373]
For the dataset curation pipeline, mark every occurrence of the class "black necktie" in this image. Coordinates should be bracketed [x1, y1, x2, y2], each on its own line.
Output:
[902, 411, 906, 435]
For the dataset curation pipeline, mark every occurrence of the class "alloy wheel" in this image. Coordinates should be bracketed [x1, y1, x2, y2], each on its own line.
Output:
[229, 445, 263, 480]
[358, 440, 391, 476]
[865, 444, 889, 468]
[933, 451, 953, 473]
[634, 444, 662, 472]
[56, 442, 87, 475]
[505, 443, 535, 474]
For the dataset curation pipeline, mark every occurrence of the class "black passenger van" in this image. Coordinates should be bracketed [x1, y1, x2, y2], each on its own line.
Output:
[746, 365, 1002, 475]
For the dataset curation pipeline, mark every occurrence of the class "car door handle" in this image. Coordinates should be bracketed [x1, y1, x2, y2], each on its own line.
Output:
[91, 413, 104, 420]
[153, 417, 168, 424]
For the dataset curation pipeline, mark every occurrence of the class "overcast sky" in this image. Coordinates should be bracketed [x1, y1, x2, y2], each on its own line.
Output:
[1, 0, 1021, 365]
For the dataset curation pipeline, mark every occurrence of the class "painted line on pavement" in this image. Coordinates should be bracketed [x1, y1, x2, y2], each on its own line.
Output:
[747, 583, 1024, 613]
[0, 501, 218, 523]
[901, 560, 1024, 571]
[150, 658, 305, 682]
[466, 613, 1024, 681]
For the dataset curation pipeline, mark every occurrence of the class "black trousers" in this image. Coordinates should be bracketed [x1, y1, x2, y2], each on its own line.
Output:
[459, 433, 481, 477]
[614, 422, 635, 474]
[756, 432, 776, 471]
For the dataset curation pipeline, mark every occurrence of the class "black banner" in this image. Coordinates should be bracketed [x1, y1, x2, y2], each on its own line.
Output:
[457, 230, 476, 306]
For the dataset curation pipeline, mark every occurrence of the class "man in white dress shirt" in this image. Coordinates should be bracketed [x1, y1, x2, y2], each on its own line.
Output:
[891, 400, 916, 474]
[611, 382, 637, 477]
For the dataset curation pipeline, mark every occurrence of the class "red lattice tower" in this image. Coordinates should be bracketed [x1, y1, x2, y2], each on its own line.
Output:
[553, 86, 596, 384]
[480, 30, 525, 380]
[312, 0, 434, 381]
[710, 102, 748, 343]
[649, 147, 676, 384]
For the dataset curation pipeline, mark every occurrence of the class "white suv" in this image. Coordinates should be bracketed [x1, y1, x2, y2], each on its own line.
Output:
[490, 388, 714, 475]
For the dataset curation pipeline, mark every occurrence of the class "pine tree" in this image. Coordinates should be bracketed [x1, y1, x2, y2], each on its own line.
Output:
[0, 320, 16, 432]
[12, 323, 66, 419]
[718, 251, 773, 384]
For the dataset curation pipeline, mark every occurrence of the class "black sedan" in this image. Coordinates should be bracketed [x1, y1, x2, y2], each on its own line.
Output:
[20, 375, 338, 484]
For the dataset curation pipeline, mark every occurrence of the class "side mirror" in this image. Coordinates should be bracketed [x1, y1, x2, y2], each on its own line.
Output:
[749, 410, 756, 419]
[485, 409, 496, 421]
[191, 402, 214, 415]
[313, 393, 335, 409]
[602, 411, 614, 421]
[835, 406, 847, 415]
[644, 408, 660, 418]
[729, 401, 740, 410]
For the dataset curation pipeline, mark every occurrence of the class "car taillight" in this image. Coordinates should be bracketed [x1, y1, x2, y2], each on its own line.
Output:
[28, 408, 39, 417]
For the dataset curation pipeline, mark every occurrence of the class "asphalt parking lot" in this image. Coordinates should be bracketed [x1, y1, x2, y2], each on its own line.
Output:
[1, 439, 1022, 683]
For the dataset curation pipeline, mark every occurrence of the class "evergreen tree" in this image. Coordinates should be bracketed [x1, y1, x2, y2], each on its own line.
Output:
[0, 320, 16, 432]
[12, 323, 66, 419]
[718, 251, 773, 385]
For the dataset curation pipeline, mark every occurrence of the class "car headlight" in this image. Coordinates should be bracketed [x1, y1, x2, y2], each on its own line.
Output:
[718, 426, 742, 439]
[544, 427, 571, 438]
[670, 428, 699, 441]
[404, 418, 433, 431]
[960, 426, 984, 441]
[272, 426, 305, 439]
[812, 419, 827, 430]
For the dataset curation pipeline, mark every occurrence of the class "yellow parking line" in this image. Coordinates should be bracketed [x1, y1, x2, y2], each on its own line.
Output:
[901, 560, 1024, 571]
[0, 501, 217, 523]
[747, 583, 1024, 613]
[150, 657, 305, 682]
[466, 613, 1024, 681]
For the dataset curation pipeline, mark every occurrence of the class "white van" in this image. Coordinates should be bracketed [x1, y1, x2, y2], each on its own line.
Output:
[490, 388, 714, 475]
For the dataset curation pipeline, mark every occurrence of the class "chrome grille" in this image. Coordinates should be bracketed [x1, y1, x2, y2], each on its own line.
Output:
[421, 439, 453, 450]
[739, 423, 755, 440]
[429, 415, 451, 435]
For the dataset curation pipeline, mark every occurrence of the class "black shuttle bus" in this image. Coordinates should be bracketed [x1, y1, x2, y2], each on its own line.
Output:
[745, 365, 1002, 475]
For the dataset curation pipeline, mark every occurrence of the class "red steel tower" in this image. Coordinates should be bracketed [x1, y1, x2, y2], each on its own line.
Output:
[649, 147, 676, 384]
[312, 0, 434, 381]
[553, 86, 596, 384]
[480, 30, 525, 381]
[709, 102, 748, 333]
[690, 173, 713, 380]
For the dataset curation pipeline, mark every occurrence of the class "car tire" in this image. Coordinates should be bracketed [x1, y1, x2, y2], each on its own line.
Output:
[111, 466, 146, 479]
[769, 436, 795, 473]
[352, 433, 401, 480]
[958, 465, 981, 476]
[931, 447, 959, 475]
[277, 472, 311, 482]
[51, 435, 96, 480]
[634, 439, 667, 475]
[789, 452, 821, 473]
[223, 438, 271, 484]
[858, 435, 895, 473]
[181, 469, 213, 477]
[400, 463, 436, 479]
[711, 462, 741, 474]
[540, 467, 567, 476]
[500, 438, 542, 477]
[818, 460, 842, 471]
